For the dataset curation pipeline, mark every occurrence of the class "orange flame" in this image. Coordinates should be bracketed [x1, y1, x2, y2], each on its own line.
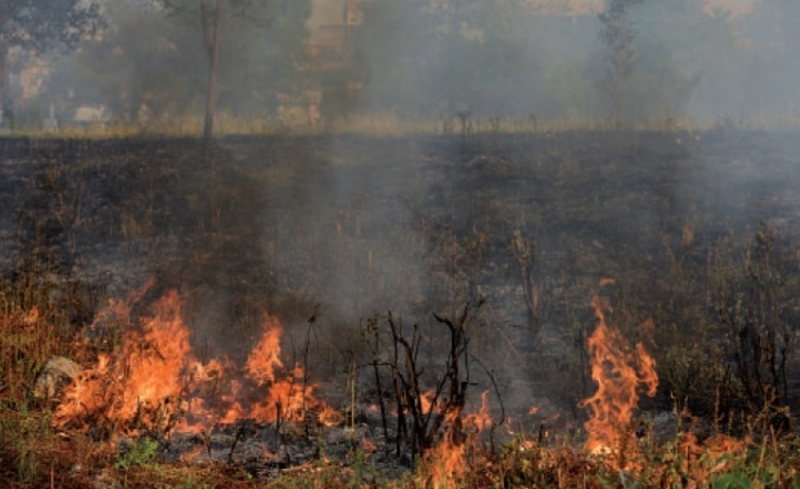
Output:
[55, 291, 191, 432]
[464, 390, 492, 432]
[55, 288, 339, 434]
[244, 313, 284, 385]
[579, 295, 658, 456]
[424, 391, 493, 489]
[420, 390, 437, 415]
[674, 433, 745, 484]
[425, 407, 468, 489]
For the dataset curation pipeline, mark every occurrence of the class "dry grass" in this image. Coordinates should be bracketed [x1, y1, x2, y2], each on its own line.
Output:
[1, 134, 800, 487]
[14, 111, 800, 139]
[0, 269, 797, 488]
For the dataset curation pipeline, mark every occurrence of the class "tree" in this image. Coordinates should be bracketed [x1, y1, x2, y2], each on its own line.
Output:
[597, 0, 644, 128]
[744, 0, 800, 117]
[161, 0, 310, 140]
[356, 0, 533, 117]
[0, 0, 102, 124]
[42, 2, 202, 125]
[627, 0, 742, 123]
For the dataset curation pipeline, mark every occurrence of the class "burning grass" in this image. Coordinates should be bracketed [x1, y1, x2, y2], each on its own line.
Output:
[2, 132, 800, 487]
[0, 272, 797, 487]
[54, 284, 338, 438]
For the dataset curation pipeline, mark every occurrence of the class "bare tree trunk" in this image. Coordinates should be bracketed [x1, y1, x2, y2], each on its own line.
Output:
[0, 49, 6, 126]
[0, 2, 6, 127]
[203, 0, 225, 141]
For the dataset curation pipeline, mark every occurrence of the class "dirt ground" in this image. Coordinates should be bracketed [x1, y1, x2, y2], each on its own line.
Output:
[2, 130, 799, 432]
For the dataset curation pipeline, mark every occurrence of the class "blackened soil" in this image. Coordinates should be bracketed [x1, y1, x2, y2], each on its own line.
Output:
[2, 130, 800, 436]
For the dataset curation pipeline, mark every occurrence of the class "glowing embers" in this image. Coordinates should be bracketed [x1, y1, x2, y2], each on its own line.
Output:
[54, 288, 338, 435]
[579, 295, 658, 458]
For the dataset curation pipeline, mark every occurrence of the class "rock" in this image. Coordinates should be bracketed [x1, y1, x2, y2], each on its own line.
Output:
[33, 356, 82, 399]
[92, 469, 119, 489]
[648, 411, 678, 445]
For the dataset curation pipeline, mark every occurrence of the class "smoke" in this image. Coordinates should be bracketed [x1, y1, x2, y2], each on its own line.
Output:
[18, 0, 795, 128]
[346, 0, 790, 126]
[8, 0, 800, 423]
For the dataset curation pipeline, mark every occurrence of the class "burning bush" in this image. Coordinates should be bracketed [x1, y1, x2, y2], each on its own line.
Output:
[54, 284, 338, 438]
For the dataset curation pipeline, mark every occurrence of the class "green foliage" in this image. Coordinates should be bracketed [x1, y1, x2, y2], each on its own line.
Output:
[114, 437, 161, 470]
[0, 0, 103, 54]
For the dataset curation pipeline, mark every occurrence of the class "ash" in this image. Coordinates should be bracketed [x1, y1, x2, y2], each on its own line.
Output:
[154, 409, 416, 481]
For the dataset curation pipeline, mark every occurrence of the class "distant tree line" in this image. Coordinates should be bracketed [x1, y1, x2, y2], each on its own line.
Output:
[4, 0, 800, 134]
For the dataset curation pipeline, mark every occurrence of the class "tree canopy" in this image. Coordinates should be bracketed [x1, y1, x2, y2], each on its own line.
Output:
[355, 0, 534, 117]
[42, 0, 309, 131]
[0, 0, 103, 123]
[158, 0, 310, 139]
[0, 0, 102, 53]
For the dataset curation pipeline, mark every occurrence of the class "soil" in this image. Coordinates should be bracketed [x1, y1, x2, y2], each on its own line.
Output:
[2, 130, 799, 470]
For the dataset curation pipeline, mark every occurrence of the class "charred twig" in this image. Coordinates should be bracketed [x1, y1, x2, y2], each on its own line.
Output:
[201, 429, 212, 460]
[457, 110, 472, 147]
[511, 228, 539, 335]
[388, 312, 406, 457]
[348, 359, 357, 437]
[381, 303, 479, 462]
[227, 423, 246, 463]
[302, 305, 319, 440]
[362, 315, 390, 441]
[472, 356, 505, 426]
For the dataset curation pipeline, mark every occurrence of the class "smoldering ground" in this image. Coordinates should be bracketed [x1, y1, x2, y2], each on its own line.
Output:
[3, 128, 800, 430]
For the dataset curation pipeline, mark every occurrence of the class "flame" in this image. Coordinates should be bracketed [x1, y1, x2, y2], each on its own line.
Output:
[55, 288, 339, 435]
[424, 391, 493, 489]
[425, 407, 468, 489]
[664, 432, 747, 485]
[23, 306, 39, 325]
[420, 390, 437, 415]
[464, 390, 492, 431]
[243, 317, 338, 425]
[579, 295, 658, 457]
[55, 291, 191, 432]
[244, 313, 284, 385]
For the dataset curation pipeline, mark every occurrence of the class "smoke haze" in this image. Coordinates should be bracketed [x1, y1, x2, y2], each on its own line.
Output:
[4, 0, 800, 422]
[4, 0, 794, 129]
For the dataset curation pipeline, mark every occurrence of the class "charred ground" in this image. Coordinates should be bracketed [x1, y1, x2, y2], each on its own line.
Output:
[1, 130, 799, 484]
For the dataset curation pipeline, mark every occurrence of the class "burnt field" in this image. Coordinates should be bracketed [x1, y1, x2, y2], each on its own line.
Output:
[2, 130, 800, 486]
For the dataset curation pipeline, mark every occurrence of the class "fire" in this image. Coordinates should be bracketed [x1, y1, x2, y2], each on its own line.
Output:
[243, 317, 332, 425]
[244, 313, 284, 385]
[424, 391, 493, 489]
[420, 390, 437, 415]
[55, 291, 190, 432]
[55, 287, 339, 435]
[671, 432, 746, 484]
[579, 295, 658, 457]
[465, 390, 492, 431]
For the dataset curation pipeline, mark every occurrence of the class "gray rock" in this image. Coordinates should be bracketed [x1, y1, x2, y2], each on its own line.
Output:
[648, 411, 679, 445]
[33, 356, 82, 399]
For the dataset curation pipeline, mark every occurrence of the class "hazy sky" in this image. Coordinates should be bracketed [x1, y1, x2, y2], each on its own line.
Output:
[308, 0, 347, 29]
[308, 0, 755, 29]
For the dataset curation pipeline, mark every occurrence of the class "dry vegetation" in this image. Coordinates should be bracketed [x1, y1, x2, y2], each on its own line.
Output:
[11, 113, 800, 140]
[1, 130, 799, 487]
